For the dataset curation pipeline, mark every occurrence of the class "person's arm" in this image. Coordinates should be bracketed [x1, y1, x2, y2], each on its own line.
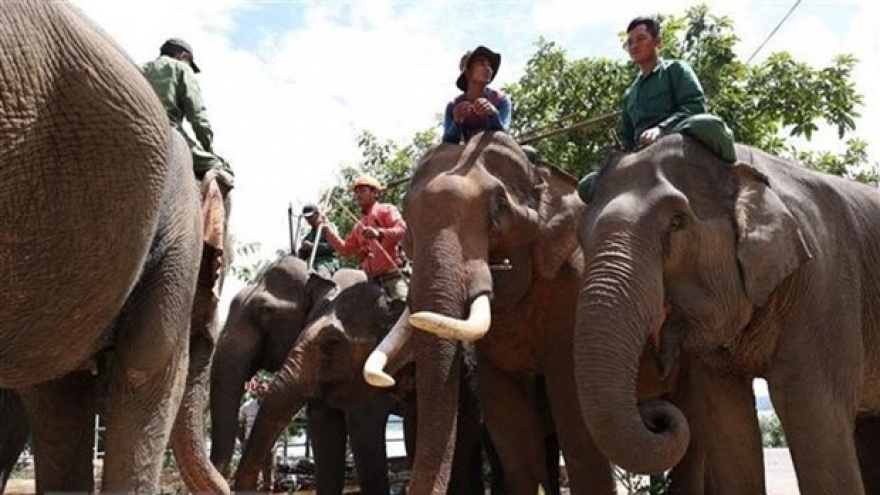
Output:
[180, 67, 214, 152]
[375, 205, 406, 245]
[442, 101, 462, 144]
[486, 94, 512, 133]
[324, 223, 361, 257]
[658, 61, 708, 131]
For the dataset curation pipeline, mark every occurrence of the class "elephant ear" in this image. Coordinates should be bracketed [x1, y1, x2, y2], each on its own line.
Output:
[304, 272, 338, 323]
[530, 163, 585, 280]
[733, 161, 812, 306]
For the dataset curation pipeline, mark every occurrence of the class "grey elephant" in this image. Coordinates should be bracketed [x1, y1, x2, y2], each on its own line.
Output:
[575, 133, 880, 495]
[209, 256, 339, 477]
[211, 257, 425, 494]
[0, 1, 225, 493]
[233, 278, 489, 494]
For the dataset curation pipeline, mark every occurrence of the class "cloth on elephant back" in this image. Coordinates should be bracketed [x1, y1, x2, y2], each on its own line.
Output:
[200, 175, 227, 299]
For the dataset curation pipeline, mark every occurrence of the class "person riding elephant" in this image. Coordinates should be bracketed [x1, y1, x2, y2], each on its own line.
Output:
[297, 203, 340, 278]
[573, 132, 880, 494]
[318, 175, 409, 302]
[442, 45, 512, 144]
[0, 2, 226, 493]
[580, 16, 737, 203]
[141, 37, 235, 191]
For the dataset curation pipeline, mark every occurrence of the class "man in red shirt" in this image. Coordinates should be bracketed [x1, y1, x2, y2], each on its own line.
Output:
[319, 175, 408, 301]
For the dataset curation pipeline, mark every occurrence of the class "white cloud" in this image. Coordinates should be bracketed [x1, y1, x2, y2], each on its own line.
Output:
[65, 0, 879, 319]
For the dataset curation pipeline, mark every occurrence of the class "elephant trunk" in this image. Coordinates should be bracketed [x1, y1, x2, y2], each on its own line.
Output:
[171, 320, 230, 495]
[574, 228, 689, 475]
[208, 320, 259, 477]
[233, 342, 319, 491]
[406, 230, 490, 494]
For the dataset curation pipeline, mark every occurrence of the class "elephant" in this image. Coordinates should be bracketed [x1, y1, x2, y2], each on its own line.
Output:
[233, 277, 490, 494]
[0, 1, 225, 493]
[574, 132, 880, 495]
[209, 256, 342, 478]
[0, 389, 29, 494]
[362, 130, 616, 494]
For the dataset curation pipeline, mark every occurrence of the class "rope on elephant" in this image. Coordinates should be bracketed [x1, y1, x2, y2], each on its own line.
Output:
[516, 111, 620, 145]
[382, 111, 621, 191]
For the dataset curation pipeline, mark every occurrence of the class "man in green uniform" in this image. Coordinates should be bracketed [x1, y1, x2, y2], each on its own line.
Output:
[141, 38, 234, 190]
[578, 16, 736, 203]
[297, 204, 339, 278]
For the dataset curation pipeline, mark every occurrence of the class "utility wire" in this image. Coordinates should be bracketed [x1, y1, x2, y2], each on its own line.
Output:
[747, 0, 802, 64]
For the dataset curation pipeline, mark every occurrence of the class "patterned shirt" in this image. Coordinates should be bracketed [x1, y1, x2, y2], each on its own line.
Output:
[442, 88, 512, 144]
[325, 203, 407, 278]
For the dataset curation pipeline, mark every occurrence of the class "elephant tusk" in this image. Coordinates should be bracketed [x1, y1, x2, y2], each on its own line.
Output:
[363, 307, 412, 388]
[408, 294, 491, 342]
[489, 258, 513, 271]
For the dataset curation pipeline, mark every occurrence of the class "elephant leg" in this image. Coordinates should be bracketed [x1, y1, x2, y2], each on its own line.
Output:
[449, 368, 487, 495]
[683, 362, 764, 495]
[769, 360, 862, 495]
[0, 389, 29, 493]
[482, 423, 509, 495]
[542, 348, 615, 494]
[536, 377, 561, 495]
[100, 261, 193, 493]
[345, 394, 393, 495]
[17, 372, 97, 493]
[308, 402, 348, 495]
[477, 354, 545, 494]
[854, 414, 880, 494]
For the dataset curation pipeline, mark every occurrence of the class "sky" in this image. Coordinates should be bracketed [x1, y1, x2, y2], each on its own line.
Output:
[69, 0, 878, 344]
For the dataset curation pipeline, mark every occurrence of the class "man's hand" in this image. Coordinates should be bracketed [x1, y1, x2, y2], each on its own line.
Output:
[452, 101, 473, 124]
[362, 227, 381, 240]
[638, 126, 664, 147]
[301, 240, 314, 251]
[473, 98, 498, 117]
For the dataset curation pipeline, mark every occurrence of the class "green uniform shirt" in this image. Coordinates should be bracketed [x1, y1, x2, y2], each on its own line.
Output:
[617, 58, 708, 151]
[298, 227, 339, 274]
[141, 55, 214, 153]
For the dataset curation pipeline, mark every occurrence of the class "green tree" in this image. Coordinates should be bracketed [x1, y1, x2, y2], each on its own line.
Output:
[229, 237, 286, 284]
[506, 4, 869, 181]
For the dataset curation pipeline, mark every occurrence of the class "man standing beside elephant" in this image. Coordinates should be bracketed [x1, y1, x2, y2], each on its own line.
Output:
[141, 38, 235, 190]
[297, 203, 339, 278]
[318, 175, 408, 302]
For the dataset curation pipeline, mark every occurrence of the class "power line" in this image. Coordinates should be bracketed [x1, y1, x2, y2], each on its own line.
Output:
[747, 0, 802, 64]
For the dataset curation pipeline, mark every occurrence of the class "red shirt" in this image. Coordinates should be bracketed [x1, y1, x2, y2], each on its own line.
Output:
[325, 202, 407, 278]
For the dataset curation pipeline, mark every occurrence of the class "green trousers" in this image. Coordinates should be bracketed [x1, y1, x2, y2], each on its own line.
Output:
[577, 113, 736, 203]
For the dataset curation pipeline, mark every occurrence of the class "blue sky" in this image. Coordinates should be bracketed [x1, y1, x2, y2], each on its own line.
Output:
[70, 0, 877, 327]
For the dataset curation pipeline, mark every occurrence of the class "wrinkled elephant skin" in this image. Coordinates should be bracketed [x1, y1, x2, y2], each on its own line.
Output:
[0, 1, 223, 493]
[399, 131, 616, 494]
[575, 133, 880, 495]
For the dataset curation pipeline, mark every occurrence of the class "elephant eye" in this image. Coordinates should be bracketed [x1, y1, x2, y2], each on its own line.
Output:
[668, 213, 687, 231]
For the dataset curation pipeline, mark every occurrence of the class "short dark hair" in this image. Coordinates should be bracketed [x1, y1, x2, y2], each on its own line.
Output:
[626, 16, 660, 38]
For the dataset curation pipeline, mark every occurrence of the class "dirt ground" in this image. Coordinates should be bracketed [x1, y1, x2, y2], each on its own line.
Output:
[4, 449, 801, 494]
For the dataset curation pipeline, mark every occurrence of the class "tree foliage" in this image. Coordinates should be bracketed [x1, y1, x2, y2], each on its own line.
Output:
[505, 4, 869, 180]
